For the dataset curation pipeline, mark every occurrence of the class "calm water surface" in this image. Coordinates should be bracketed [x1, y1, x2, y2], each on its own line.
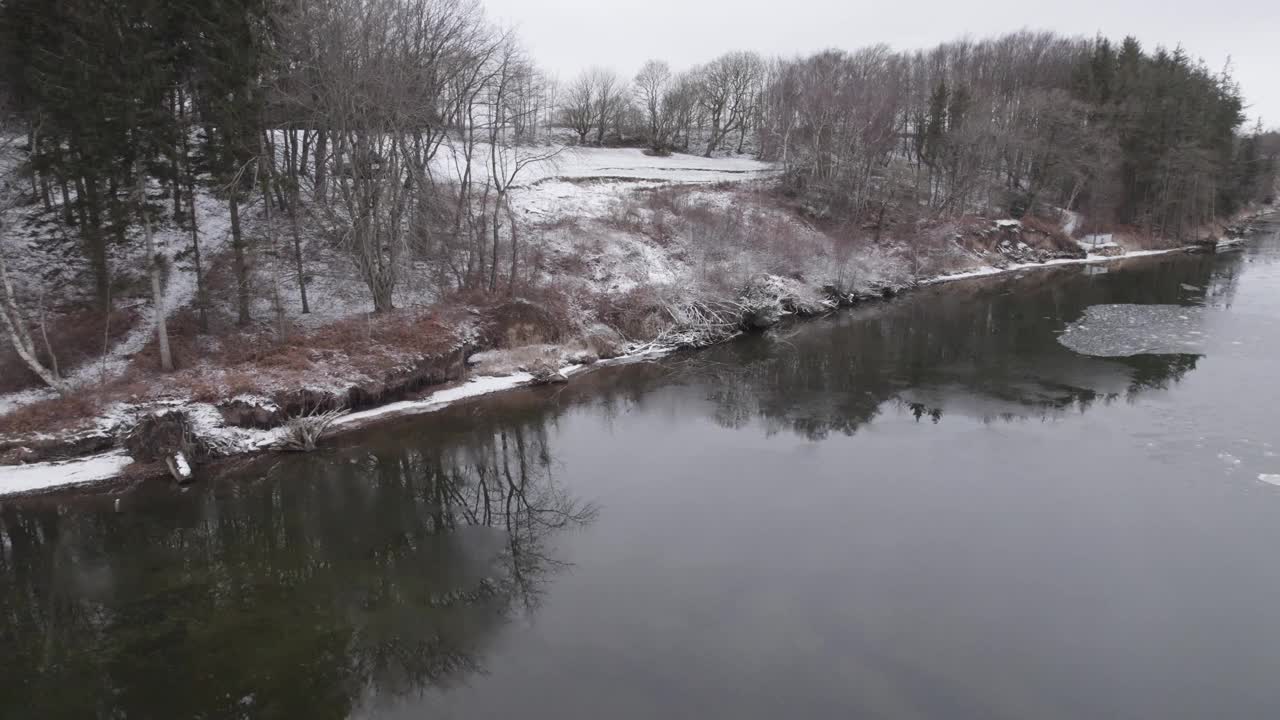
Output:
[4, 221, 1280, 719]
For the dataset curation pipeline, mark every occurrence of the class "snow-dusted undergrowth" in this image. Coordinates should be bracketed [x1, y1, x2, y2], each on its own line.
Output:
[4, 145, 1260, 497]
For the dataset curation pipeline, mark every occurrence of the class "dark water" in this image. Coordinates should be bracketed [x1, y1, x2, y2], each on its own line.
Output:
[5, 222, 1280, 719]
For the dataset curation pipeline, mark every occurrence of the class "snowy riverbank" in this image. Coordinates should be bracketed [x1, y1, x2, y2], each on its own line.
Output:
[2, 140, 1272, 498]
[4, 229, 1258, 499]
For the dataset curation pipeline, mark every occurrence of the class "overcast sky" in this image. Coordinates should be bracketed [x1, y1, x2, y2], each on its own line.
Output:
[484, 0, 1279, 130]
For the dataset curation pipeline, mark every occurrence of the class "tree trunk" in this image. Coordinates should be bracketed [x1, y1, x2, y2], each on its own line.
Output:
[80, 174, 110, 313]
[259, 134, 286, 338]
[188, 186, 207, 334]
[313, 130, 328, 202]
[170, 94, 183, 223]
[138, 171, 173, 372]
[489, 192, 503, 292]
[229, 191, 251, 327]
[288, 198, 310, 314]
[506, 197, 519, 296]
[0, 231, 67, 393]
[58, 177, 74, 226]
[178, 108, 208, 334]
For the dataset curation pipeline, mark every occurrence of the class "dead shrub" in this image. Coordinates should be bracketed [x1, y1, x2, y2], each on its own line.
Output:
[540, 216, 582, 234]
[495, 303, 567, 346]
[123, 410, 195, 464]
[0, 305, 140, 394]
[0, 392, 103, 435]
[639, 186, 691, 215]
[593, 285, 668, 341]
[278, 408, 347, 452]
[603, 196, 650, 235]
[1112, 225, 1173, 250]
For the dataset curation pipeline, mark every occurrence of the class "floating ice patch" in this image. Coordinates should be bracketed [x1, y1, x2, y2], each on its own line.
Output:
[1259, 474, 1280, 487]
[1059, 304, 1211, 357]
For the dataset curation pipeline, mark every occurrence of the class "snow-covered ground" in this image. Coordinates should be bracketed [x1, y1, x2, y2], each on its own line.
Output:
[922, 247, 1175, 285]
[518, 147, 776, 185]
[0, 344, 680, 497]
[0, 175, 234, 413]
[3, 142, 1258, 498]
[0, 450, 132, 496]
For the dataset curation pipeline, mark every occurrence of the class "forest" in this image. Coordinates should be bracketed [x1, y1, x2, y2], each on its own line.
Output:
[0, 0, 1276, 442]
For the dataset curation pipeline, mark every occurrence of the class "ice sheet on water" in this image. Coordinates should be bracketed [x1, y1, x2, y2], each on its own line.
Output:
[1058, 304, 1210, 357]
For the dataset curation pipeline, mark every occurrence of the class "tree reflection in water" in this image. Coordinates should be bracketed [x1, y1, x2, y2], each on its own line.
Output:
[0, 415, 595, 719]
[669, 251, 1231, 440]
[0, 244, 1252, 718]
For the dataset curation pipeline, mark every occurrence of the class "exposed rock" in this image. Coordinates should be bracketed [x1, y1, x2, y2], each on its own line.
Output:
[529, 360, 569, 385]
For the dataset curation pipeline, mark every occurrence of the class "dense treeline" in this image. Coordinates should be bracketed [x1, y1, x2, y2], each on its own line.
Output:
[568, 35, 1274, 237]
[753, 34, 1274, 236]
[0, 0, 1275, 393]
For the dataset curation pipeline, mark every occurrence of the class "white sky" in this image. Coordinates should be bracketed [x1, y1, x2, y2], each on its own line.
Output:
[485, 0, 1279, 130]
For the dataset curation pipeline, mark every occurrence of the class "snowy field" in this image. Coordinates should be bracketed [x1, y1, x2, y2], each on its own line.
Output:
[516, 147, 777, 185]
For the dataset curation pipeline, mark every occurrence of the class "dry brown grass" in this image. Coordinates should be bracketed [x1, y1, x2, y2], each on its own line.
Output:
[1112, 225, 1177, 250]
[593, 285, 668, 341]
[0, 305, 140, 394]
[0, 392, 103, 435]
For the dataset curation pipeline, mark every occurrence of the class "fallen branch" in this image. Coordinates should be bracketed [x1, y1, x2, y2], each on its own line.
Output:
[277, 407, 348, 452]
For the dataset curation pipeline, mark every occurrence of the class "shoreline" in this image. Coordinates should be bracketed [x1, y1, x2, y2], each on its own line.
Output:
[2, 231, 1258, 500]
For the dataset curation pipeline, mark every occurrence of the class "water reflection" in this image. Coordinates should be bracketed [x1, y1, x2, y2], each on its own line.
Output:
[0, 415, 594, 719]
[0, 231, 1268, 718]
[660, 250, 1231, 439]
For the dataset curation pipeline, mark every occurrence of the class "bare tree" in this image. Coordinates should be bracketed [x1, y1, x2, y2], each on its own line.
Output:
[561, 71, 595, 145]
[135, 165, 173, 371]
[481, 39, 561, 292]
[634, 59, 673, 152]
[698, 51, 763, 157]
[0, 103, 67, 392]
[299, 0, 495, 312]
[665, 70, 700, 152]
[590, 68, 625, 146]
